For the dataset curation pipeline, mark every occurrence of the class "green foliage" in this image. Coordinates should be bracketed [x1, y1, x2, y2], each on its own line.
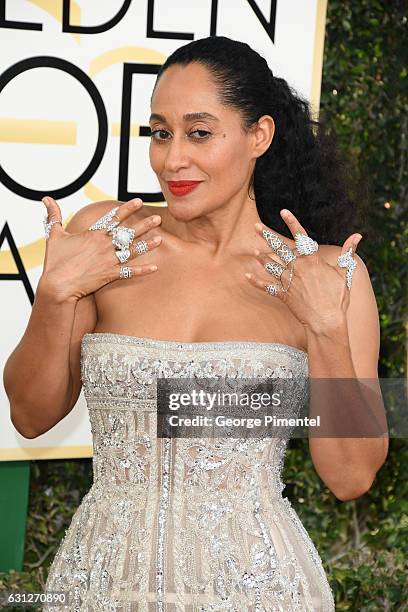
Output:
[1, 1, 406, 609]
[320, 0, 407, 378]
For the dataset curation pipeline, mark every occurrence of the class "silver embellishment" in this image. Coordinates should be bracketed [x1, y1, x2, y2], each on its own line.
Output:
[264, 261, 286, 278]
[115, 249, 130, 263]
[266, 284, 279, 296]
[294, 233, 319, 256]
[119, 266, 132, 279]
[134, 239, 149, 255]
[88, 206, 120, 231]
[110, 225, 136, 250]
[43, 215, 61, 239]
[43, 334, 335, 611]
[262, 229, 297, 264]
[337, 247, 357, 290]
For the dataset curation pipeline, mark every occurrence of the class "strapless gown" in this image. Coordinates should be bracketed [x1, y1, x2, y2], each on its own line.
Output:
[43, 333, 335, 612]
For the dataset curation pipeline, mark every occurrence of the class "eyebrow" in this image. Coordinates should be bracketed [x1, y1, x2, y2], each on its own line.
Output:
[149, 112, 220, 123]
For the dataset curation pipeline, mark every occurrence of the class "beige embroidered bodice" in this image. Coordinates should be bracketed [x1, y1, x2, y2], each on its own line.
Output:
[43, 333, 335, 612]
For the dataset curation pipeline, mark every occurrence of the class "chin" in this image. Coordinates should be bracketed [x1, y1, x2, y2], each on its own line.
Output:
[166, 199, 206, 220]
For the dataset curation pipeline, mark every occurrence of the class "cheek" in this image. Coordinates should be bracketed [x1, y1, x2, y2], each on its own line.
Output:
[149, 144, 161, 172]
[206, 141, 248, 180]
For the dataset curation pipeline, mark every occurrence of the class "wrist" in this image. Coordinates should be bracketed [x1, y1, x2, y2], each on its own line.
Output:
[36, 276, 78, 306]
[305, 313, 349, 341]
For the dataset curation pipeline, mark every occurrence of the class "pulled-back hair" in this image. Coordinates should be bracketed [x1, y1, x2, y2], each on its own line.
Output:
[152, 35, 369, 245]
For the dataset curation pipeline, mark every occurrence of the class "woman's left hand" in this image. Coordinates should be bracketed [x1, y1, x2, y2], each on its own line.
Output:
[245, 209, 363, 335]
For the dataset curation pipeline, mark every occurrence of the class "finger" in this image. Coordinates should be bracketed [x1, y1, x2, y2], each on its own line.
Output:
[132, 213, 162, 239]
[279, 209, 308, 239]
[254, 222, 296, 266]
[114, 262, 159, 279]
[42, 196, 62, 220]
[254, 248, 285, 270]
[341, 233, 363, 257]
[130, 234, 162, 259]
[244, 271, 282, 297]
[116, 197, 144, 223]
[42, 196, 63, 234]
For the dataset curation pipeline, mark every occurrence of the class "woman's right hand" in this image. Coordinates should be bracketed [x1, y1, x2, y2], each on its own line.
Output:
[39, 196, 162, 303]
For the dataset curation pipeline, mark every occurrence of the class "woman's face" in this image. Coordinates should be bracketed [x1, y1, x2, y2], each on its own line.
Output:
[149, 62, 262, 221]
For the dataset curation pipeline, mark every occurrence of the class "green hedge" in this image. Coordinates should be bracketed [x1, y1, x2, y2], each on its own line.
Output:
[1, 1, 406, 609]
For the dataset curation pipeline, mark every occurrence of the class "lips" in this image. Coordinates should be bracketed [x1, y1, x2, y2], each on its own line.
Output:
[167, 180, 202, 196]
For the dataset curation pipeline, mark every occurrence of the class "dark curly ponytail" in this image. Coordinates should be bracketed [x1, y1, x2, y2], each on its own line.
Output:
[152, 35, 368, 245]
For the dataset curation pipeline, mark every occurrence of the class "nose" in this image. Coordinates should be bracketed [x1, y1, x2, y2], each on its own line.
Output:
[163, 133, 191, 172]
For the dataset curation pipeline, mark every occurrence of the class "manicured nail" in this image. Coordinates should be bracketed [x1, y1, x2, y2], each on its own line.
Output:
[281, 209, 290, 216]
[254, 223, 263, 231]
[132, 198, 143, 207]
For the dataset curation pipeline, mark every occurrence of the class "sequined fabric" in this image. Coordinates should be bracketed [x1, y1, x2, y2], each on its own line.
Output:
[43, 333, 335, 612]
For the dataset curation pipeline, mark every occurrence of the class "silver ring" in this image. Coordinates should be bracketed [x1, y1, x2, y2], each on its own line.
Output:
[294, 233, 319, 256]
[264, 261, 285, 279]
[134, 239, 149, 255]
[119, 265, 132, 279]
[88, 207, 120, 231]
[116, 249, 130, 263]
[110, 226, 136, 250]
[265, 284, 279, 296]
[43, 215, 61, 239]
[262, 229, 297, 264]
[337, 247, 356, 290]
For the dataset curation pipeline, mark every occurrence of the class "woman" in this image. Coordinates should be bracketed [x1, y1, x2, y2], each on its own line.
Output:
[5, 36, 388, 611]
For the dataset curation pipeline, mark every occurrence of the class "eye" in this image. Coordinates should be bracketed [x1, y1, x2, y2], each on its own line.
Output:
[190, 129, 211, 140]
[149, 128, 212, 142]
[150, 128, 170, 141]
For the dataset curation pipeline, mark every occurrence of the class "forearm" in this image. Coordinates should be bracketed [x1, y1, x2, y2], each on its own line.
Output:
[3, 278, 77, 438]
[305, 319, 388, 498]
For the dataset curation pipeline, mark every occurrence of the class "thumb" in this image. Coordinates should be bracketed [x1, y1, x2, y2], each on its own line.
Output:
[351, 233, 363, 254]
[42, 196, 63, 233]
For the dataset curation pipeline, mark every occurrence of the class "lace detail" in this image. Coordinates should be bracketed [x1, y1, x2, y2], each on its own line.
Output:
[43, 333, 335, 611]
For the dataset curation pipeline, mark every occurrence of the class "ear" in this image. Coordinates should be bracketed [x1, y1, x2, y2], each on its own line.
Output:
[251, 114, 275, 159]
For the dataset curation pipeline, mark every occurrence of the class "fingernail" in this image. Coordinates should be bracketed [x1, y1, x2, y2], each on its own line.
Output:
[132, 198, 143, 207]
[42, 197, 49, 205]
[254, 222, 263, 231]
[245, 272, 252, 279]
[254, 248, 261, 256]
[281, 209, 290, 216]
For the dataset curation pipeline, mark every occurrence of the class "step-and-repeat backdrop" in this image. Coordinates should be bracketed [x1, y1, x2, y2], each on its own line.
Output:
[0, 0, 327, 460]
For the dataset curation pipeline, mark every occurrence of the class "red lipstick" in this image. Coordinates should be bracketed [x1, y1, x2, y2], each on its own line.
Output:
[167, 180, 202, 196]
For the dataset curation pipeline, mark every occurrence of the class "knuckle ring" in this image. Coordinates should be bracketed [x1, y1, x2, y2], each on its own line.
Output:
[43, 215, 61, 239]
[88, 206, 120, 231]
[264, 261, 286, 279]
[133, 239, 149, 255]
[262, 229, 296, 264]
[337, 247, 357, 290]
[265, 284, 279, 296]
[119, 265, 133, 279]
[115, 249, 130, 263]
[294, 232, 319, 256]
